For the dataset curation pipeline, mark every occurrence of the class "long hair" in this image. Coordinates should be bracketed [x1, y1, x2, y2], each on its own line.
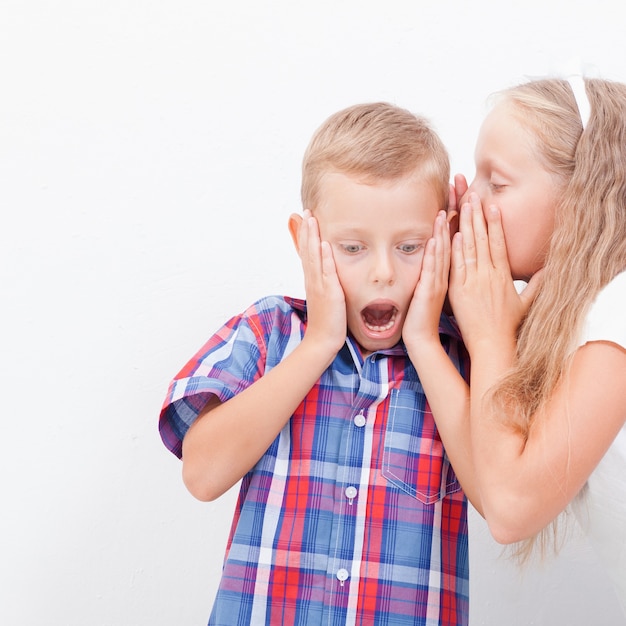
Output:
[490, 78, 626, 560]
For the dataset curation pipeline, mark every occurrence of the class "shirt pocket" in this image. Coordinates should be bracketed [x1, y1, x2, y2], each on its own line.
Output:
[382, 388, 461, 505]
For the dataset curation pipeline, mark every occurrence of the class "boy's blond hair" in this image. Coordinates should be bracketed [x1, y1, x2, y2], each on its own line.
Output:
[301, 102, 450, 212]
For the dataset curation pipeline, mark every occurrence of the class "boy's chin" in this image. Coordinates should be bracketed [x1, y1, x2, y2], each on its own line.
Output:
[352, 331, 402, 356]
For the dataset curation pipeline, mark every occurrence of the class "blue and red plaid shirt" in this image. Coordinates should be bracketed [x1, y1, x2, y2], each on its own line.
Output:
[160, 296, 470, 626]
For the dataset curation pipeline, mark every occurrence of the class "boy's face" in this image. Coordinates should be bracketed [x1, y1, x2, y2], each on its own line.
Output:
[313, 171, 440, 355]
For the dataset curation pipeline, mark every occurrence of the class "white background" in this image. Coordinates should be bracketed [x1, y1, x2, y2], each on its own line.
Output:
[1, 1, 625, 625]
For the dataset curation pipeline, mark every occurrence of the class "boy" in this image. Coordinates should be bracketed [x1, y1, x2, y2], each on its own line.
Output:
[159, 103, 470, 625]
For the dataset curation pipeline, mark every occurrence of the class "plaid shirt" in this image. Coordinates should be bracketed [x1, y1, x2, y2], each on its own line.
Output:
[160, 296, 469, 626]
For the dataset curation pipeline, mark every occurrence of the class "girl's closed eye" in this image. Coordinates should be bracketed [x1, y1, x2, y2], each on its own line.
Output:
[489, 181, 507, 192]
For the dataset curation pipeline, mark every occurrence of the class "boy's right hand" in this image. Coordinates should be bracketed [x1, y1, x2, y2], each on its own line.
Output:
[295, 210, 347, 357]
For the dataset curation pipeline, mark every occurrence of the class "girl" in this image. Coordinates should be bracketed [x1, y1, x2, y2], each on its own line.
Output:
[406, 77, 626, 614]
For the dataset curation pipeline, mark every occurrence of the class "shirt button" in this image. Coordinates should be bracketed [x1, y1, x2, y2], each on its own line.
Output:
[345, 486, 358, 501]
[336, 568, 349, 585]
[353, 413, 366, 427]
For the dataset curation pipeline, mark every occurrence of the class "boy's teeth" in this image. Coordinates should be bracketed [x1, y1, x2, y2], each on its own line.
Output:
[363, 308, 396, 331]
[365, 319, 395, 331]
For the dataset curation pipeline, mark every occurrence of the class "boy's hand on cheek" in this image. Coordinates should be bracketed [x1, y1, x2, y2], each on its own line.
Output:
[403, 212, 450, 351]
[298, 211, 347, 357]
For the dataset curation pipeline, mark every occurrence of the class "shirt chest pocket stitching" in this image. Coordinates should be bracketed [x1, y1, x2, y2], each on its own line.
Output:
[382, 388, 460, 504]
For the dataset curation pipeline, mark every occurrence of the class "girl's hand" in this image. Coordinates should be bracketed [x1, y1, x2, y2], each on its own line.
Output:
[449, 194, 541, 354]
[403, 211, 451, 350]
[295, 210, 347, 356]
[453, 173, 469, 205]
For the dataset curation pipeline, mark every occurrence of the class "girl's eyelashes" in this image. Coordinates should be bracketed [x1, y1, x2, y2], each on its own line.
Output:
[489, 182, 506, 192]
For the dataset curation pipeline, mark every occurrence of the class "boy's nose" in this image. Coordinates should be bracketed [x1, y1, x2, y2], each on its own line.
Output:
[371, 252, 395, 285]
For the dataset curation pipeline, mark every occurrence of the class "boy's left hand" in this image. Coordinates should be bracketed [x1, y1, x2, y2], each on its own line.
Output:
[403, 211, 450, 348]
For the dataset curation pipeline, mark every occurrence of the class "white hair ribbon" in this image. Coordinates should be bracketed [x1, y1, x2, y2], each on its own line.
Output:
[566, 75, 591, 131]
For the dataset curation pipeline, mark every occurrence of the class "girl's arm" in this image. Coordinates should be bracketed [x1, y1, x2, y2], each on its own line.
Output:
[450, 195, 626, 543]
[182, 212, 347, 501]
[470, 338, 626, 543]
[403, 210, 482, 512]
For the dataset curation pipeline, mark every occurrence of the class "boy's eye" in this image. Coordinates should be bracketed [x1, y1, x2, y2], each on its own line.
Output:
[399, 243, 422, 254]
[489, 182, 506, 192]
[341, 243, 363, 254]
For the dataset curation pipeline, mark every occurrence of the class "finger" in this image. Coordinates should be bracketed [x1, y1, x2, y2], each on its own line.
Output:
[454, 173, 469, 202]
[448, 183, 456, 211]
[441, 212, 452, 284]
[434, 211, 450, 287]
[305, 212, 322, 271]
[447, 183, 458, 214]
[459, 202, 477, 267]
[485, 205, 510, 272]
[320, 240, 338, 281]
[450, 231, 466, 285]
[468, 193, 491, 267]
[421, 236, 437, 283]
[519, 268, 544, 312]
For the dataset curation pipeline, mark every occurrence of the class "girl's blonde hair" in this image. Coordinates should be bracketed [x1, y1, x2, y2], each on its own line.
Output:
[491, 78, 626, 560]
[301, 102, 450, 212]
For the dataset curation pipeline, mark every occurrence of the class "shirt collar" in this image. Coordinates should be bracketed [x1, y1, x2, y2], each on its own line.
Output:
[287, 297, 462, 353]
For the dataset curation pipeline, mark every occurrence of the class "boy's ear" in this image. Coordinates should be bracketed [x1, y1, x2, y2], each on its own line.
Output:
[288, 213, 303, 254]
[446, 181, 463, 236]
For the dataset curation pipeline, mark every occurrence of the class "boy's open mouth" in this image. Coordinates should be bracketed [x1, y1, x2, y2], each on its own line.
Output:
[361, 303, 398, 332]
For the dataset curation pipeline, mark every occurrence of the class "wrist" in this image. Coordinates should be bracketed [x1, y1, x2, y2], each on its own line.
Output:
[299, 332, 344, 369]
[467, 335, 517, 365]
[405, 334, 445, 365]
[404, 332, 440, 351]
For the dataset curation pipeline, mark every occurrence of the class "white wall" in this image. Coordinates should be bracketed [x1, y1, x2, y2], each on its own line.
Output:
[2, 1, 625, 624]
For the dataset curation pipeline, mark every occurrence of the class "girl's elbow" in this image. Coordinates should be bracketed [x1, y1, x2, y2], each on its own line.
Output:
[488, 520, 529, 545]
[483, 499, 542, 545]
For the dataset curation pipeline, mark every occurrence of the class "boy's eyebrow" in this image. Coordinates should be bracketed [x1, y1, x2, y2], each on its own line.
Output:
[328, 223, 434, 238]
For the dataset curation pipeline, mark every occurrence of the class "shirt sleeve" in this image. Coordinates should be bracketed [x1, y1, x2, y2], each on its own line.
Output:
[158, 305, 268, 459]
[580, 270, 626, 349]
